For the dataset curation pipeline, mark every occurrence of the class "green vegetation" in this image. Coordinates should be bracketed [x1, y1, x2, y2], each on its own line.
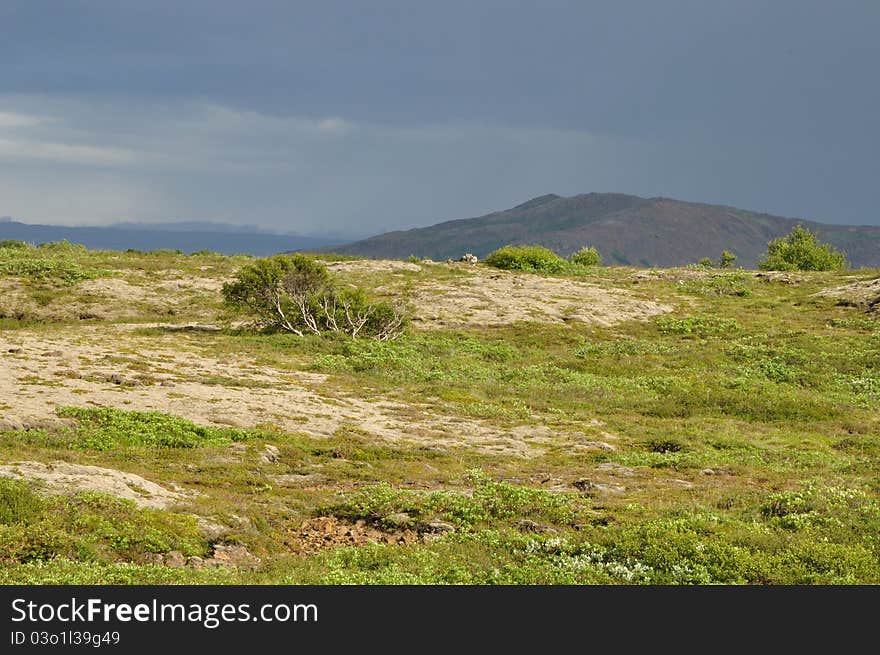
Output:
[330, 471, 592, 530]
[1, 242, 879, 584]
[759, 225, 849, 271]
[0, 240, 111, 285]
[720, 250, 737, 268]
[0, 489, 206, 565]
[570, 246, 602, 267]
[485, 244, 605, 274]
[699, 250, 738, 270]
[680, 272, 752, 297]
[485, 245, 568, 273]
[0, 479, 44, 525]
[56, 407, 251, 451]
[222, 254, 407, 340]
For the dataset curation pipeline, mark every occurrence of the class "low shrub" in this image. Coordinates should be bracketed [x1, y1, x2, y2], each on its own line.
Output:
[485, 245, 568, 273]
[758, 225, 848, 271]
[570, 246, 602, 267]
[222, 254, 407, 340]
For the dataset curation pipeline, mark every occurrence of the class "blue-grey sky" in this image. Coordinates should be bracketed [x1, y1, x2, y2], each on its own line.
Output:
[1, 1, 878, 236]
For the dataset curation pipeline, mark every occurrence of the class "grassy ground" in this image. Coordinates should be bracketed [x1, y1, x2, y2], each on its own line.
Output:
[1, 241, 878, 583]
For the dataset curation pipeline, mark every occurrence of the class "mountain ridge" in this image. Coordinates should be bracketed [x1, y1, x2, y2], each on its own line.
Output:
[0, 219, 346, 256]
[322, 193, 880, 268]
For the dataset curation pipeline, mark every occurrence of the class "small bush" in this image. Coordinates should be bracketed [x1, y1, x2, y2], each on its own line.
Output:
[222, 254, 407, 340]
[485, 245, 567, 273]
[570, 246, 602, 267]
[758, 225, 848, 271]
[719, 250, 737, 268]
[0, 479, 43, 525]
[680, 273, 752, 297]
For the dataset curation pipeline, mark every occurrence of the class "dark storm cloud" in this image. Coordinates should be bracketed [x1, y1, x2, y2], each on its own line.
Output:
[1, 1, 878, 231]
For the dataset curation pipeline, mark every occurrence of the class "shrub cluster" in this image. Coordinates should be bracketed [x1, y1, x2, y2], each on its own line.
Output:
[758, 225, 848, 271]
[485, 244, 603, 273]
[222, 254, 407, 340]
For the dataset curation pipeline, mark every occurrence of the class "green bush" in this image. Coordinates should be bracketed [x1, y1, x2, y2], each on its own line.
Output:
[0, 479, 43, 525]
[570, 246, 602, 267]
[719, 250, 737, 268]
[485, 245, 567, 273]
[758, 225, 848, 271]
[223, 254, 407, 340]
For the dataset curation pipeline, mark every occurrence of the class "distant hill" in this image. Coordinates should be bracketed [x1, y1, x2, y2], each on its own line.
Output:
[324, 194, 880, 268]
[0, 219, 345, 256]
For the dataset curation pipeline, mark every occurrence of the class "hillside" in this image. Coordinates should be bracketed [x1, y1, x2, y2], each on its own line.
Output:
[1, 241, 879, 584]
[326, 193, 880, 268]
[0, 218, 344, 255]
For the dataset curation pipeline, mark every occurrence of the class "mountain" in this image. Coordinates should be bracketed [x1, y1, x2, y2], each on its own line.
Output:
[323, 193, 880, 268]
[0, 219, 346, 256]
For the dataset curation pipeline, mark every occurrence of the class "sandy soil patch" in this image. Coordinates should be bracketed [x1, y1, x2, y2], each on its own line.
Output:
[405, 270, 670, 328]
[0, 325, 603, 457]
[326, 260, 422, 274]
[327, 259, 671, 328]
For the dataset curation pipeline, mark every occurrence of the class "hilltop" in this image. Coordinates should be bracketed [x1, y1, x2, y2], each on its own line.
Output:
[325, 193, 880, 268]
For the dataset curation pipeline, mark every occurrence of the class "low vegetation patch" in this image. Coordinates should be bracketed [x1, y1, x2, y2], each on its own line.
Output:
[0, 241, 111, 285]
[655, 315, 741, 337]
[56, 407, 250, 451]
[0, 489, 206, 565]
[485, 245, 569, 273]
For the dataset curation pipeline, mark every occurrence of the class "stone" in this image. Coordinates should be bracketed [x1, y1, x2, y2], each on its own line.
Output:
[195, 517, 230, 540]
[416, 519, 456, 535]
[384, 512, 414, 528]
[579, 441, 617, 451]
[209, 543, 261, 568]
[516, 519, 556, 534]
[573, 478, 625, 495]
[164, 551, 186, 568]
[459, 253, 479, 263]
[573, 478, 596, 492]
[595, 463, 636, 476]
[260, 444, 280, 464]
[699, 468, 729, 476]
[54, 369, 82, 379]
[227, 443, 248, 455]
[0, 416, 25, 431]
[186, 556, 205, 568]
[269, 473, 328, 486]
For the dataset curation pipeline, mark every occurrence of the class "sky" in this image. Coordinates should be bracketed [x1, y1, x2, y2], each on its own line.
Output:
[1, 1, 878, 237]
